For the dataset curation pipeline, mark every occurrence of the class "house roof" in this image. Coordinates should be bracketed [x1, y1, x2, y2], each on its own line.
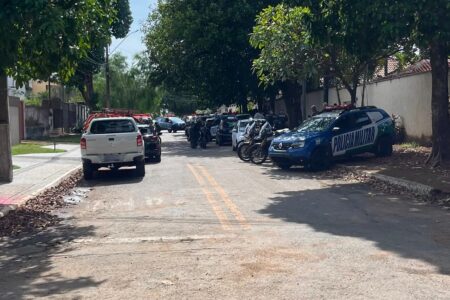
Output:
[398, 59, 450, 75]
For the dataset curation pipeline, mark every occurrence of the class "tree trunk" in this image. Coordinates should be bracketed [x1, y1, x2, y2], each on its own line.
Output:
[0, 74, 13, 182]
[361, 68, 368, 107]
[336, 84, 341, 105]
[349, 85, 357, 106]
[82, 72, 95, 110]
[323, 74, 330, 104]
[426, 40, 449, 167]
[282, 81, 302, 128]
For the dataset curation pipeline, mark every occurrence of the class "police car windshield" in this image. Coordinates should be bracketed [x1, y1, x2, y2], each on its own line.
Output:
[296, 116, 337, 133]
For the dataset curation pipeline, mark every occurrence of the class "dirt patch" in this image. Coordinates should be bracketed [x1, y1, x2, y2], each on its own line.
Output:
[236, 247, 326, 280]
[0, 170, 82, 237]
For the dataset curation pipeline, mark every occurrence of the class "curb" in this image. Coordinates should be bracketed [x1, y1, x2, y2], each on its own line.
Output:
[338, 165, 440, 198]
[0, 165, 82, 219]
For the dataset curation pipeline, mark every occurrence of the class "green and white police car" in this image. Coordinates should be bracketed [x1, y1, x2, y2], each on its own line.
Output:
[269, 106, 395, 170]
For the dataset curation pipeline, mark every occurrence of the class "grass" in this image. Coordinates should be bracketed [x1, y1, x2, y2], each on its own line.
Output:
[12, 143, 66, 156]
[400, 142, 420, 149]
[13, 165, 20, 170]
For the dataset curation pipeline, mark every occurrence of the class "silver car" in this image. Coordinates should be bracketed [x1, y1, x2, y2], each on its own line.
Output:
[231, 119, 252, 151]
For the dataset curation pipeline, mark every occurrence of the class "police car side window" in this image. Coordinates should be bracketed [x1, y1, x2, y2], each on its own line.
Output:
[334, 115, 355, 131]
[355, 112, 372, 128]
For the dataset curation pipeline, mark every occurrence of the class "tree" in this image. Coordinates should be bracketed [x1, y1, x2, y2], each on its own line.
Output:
[412, 0, 450, 166]
[93, 53, 161, 112]
[317, 0, 449, 165]
[145, 0, 279, 111]
[0, 1, 116, 182]
[68, 0, 133, 109]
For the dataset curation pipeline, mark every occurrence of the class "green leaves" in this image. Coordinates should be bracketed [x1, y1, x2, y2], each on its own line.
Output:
[250, 5, 317, 86]
[0, 0, 129, 87]
[145, 0, 280, 108]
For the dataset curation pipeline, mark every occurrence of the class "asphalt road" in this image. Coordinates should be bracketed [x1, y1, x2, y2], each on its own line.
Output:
[1, 133, 450, 299]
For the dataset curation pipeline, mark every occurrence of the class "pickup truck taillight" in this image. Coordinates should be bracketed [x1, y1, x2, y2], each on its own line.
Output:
[80, 137, 87, 149]
[136, 134, 143, 147]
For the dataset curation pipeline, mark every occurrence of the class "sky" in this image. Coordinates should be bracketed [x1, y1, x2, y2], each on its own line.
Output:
[110, 0, 157, 64]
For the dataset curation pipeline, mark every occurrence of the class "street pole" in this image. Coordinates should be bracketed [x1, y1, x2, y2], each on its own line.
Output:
[0, 74, 13, 182]
[105, 45, 111, 109]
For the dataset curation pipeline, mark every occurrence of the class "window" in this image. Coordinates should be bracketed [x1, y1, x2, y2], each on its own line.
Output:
[367, 111, 384, 123]
[90, 120, 136, 134]
[354, 112, 372, 127]
[297, 116, 337, 133]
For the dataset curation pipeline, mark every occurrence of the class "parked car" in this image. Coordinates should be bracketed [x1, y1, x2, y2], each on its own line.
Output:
[216, 116, 238, 146]
[169, 117, 186, 133]
[269, 106, 395, 170]
[236, 114, 251, 120]
[81, 117, 145, 179]
[138, 125, 162, 162]
[209, 117, 221, 140]
[232, 119, 252, 151]
[156, 116, 186, 133]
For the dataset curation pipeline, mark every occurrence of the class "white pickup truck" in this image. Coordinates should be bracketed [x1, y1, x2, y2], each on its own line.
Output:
[80, 117, 145, 180]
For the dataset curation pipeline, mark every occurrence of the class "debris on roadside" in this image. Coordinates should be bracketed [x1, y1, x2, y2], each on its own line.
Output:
[64, 188, 91, 204]
[0, 170, 83, 237]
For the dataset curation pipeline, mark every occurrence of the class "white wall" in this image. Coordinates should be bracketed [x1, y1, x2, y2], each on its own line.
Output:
[9, 106, 20, 145]
[305, 72, 450, 141]
[7, 77, 27, 100]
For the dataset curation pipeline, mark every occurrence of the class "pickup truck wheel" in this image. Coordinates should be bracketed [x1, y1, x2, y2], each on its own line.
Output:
[168, 129, 172, 133]
[83, 163, 94, 180]
[135, 160, 145, 177]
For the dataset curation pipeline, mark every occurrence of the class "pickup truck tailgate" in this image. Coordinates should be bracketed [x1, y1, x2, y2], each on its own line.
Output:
[85, 133, 139, 155]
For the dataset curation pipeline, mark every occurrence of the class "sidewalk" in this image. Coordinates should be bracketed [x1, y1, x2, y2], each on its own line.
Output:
[0, 144, 81, 216]
[342, 145, 450, 196]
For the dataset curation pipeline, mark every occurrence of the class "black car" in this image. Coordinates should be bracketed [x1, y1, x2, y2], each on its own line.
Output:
[216, 116, 237, 146]
[138, 125, 162, 162]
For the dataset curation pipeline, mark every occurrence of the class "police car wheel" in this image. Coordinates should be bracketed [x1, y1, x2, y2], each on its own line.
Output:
[306, 147, 331, 171]
[375, 136, 393, 157]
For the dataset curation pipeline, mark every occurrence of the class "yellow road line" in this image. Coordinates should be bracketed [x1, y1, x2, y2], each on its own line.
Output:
[187, 164, 231, 231]
[196, 165, 250, 230]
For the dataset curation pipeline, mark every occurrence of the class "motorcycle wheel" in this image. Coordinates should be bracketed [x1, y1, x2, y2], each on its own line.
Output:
[237, 142, 251, 162]
[249, 144, 267, 164]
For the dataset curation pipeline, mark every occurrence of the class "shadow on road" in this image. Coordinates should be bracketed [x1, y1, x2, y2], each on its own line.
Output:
[81, 168, 144, 188]
[0, 223, 103, 299]
[258, 183, 450, 275]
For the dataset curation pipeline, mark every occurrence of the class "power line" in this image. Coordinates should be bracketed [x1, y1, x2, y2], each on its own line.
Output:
[110, 29, 140, 55]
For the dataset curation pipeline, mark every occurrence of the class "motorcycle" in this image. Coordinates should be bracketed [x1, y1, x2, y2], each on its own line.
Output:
[248, 135, 274, 164]
[237, 135, 260, 162]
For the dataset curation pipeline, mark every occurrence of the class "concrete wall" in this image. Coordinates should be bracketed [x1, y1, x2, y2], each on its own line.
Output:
[304, 71, 450, 141]
[8, 97, 22, 145]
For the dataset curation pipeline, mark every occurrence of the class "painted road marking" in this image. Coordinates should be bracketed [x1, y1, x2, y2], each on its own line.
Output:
[196, 165, 250, 230]
[187, 164, 231, 231]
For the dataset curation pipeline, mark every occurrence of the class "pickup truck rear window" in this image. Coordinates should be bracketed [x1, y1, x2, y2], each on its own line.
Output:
[90, 120, 136, 134]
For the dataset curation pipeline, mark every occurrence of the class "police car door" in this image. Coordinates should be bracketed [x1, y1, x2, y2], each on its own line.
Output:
[331, 112, 376, 156]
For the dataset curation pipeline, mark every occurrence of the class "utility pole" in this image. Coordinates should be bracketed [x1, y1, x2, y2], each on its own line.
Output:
[105, 45, 111, 109]
[0, 74, 13, 182]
